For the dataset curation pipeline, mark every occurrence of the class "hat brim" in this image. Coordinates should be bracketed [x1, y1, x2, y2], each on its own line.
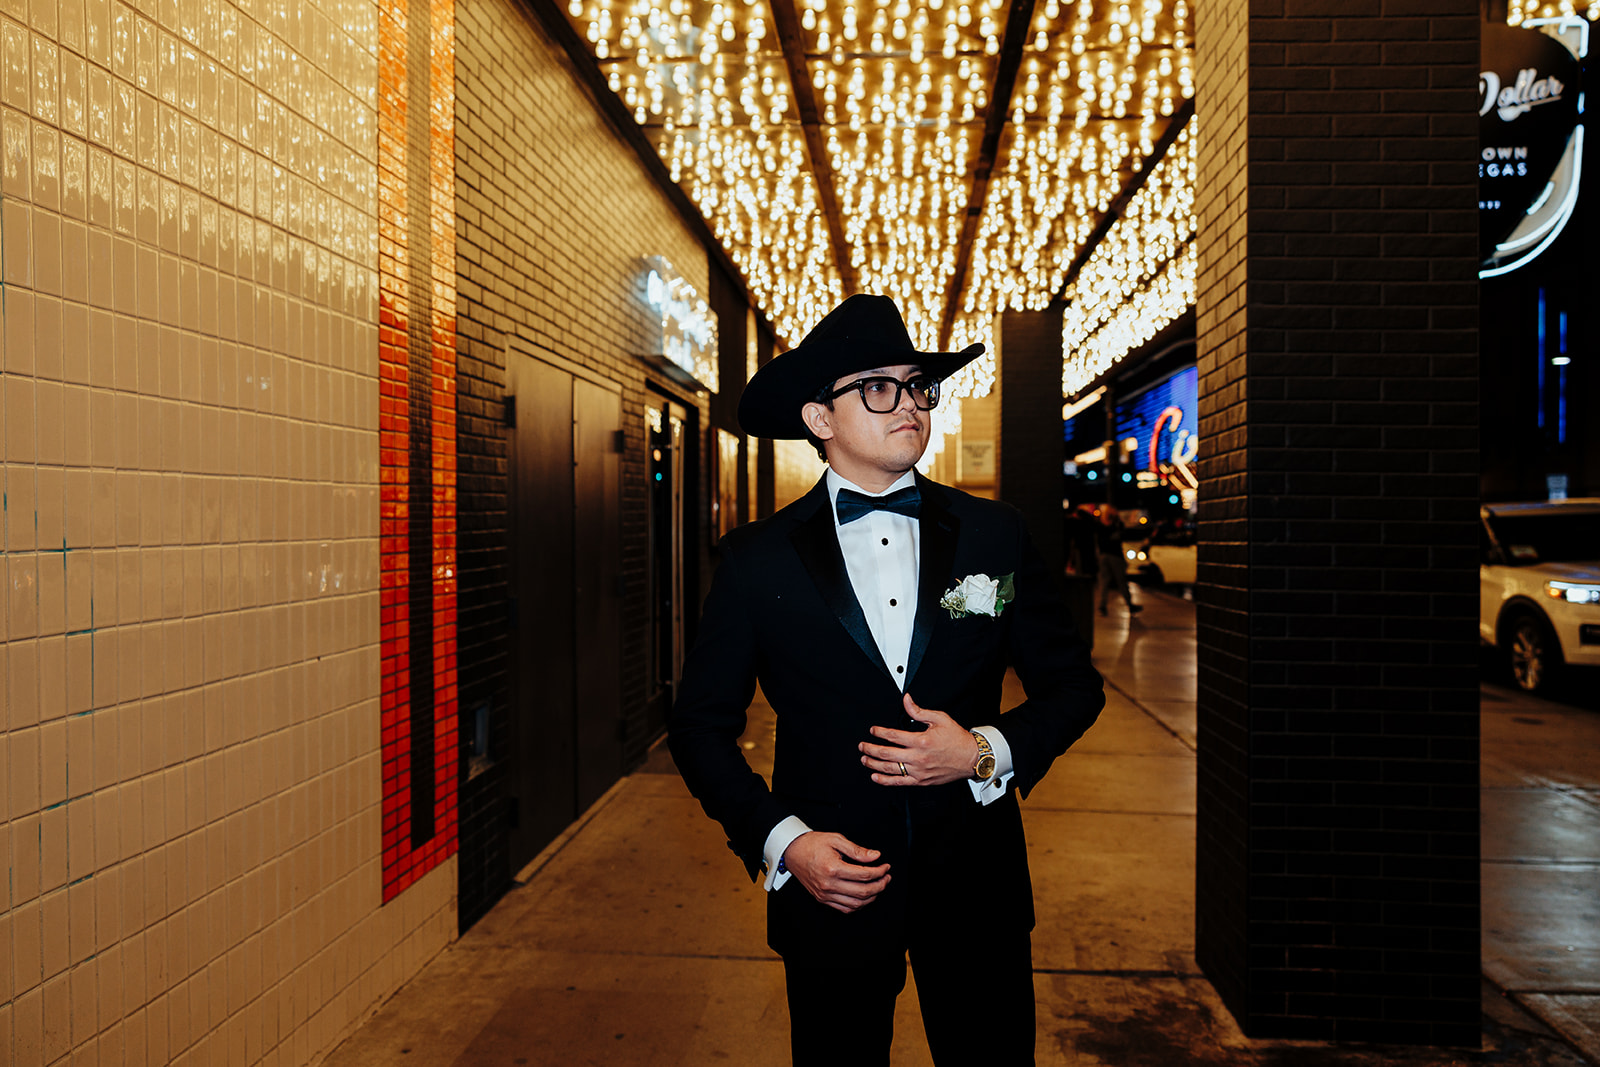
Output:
[737, 341, 985, 440]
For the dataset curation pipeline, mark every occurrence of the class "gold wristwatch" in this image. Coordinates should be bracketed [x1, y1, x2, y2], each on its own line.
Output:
[970, 729, 996, 781]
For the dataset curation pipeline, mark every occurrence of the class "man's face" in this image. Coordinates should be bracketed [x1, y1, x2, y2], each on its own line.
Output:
[801, 364, 931, 486]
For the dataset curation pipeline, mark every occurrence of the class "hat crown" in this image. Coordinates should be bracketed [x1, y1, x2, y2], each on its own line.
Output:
[797, 294, 918, 369]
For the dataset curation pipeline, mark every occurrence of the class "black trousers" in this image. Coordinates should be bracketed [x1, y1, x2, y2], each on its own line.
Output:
[783, 928, 1035, 1066]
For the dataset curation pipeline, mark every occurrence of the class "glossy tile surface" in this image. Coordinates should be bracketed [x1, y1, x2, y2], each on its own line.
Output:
[374, 0, 457, 906]
[0, 0, 454, 1062]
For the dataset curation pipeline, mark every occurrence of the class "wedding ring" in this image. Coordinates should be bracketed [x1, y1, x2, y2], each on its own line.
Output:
[898, 762, 909, 777]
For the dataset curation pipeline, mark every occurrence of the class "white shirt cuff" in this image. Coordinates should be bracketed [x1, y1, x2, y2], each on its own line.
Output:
[762, 816, 812, 891]
[967, 725, 1015, 806]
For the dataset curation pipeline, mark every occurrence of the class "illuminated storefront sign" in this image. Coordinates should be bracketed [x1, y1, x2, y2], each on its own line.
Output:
[1114, 365, 1199, 504]
[1479, 18, 1587, 278]
[642, 256, 719, 392]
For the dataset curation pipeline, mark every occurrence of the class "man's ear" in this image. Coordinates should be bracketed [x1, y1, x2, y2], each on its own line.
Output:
[800, 401, 834, 441]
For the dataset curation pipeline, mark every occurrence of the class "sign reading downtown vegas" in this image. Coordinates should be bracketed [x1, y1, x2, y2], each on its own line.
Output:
[1479, 18, 1587, 277]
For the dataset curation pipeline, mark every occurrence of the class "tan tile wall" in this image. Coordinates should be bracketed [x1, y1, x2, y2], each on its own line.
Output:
[0, 0, 453, 1063]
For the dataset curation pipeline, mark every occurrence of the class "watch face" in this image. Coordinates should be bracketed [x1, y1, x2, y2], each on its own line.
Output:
[976, 754, 996, 780]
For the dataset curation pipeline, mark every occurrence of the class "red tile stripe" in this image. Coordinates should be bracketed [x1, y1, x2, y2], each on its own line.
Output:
[378, 0, 458, 905]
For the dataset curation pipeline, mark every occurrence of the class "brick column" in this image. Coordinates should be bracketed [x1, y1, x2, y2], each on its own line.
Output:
[995, 310, 1066, 579]
[1193, 1, 1481, 1045]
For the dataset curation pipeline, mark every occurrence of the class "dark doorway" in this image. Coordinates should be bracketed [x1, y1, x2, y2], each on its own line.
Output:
[505, 350, 624, 871]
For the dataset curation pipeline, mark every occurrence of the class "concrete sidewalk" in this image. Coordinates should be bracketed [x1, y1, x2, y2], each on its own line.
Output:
[1479, 666, 1600, 1064]
[325, 590, 1594, 1066]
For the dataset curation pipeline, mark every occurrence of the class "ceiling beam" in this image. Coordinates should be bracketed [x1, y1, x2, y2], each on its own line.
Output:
[937, 0, 1037, 350]
[1050, 95, 1195, 308]
[768, 0, 860, 296]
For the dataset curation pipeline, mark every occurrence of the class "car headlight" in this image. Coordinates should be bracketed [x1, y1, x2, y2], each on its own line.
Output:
[1545, 581, 1600, 604]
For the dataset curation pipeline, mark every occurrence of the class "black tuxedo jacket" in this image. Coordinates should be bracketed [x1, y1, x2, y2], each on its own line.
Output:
[668, 473, 1104, 959]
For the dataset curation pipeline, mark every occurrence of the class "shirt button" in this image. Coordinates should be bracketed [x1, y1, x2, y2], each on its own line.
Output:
[896, 665, 904, 674]
[889, 598, 897, 607]
[881, 538, 889, 546]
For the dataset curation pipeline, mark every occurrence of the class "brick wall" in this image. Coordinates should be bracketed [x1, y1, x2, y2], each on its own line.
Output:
[1193, 0, 1252, 1026]
[453, 0, 710, 926]
[1193, 0, 1481, 1045]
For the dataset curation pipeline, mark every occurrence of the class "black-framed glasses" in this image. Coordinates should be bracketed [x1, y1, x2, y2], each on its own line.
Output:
[820, 375, 941, 413]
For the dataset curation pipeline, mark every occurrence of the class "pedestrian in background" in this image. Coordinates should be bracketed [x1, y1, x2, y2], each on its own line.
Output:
[1065, 503, 1100, 577]
[1096, 505, 1142, 615]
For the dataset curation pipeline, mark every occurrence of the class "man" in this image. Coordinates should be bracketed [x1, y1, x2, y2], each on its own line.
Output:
[668, 294, 1105, 1064]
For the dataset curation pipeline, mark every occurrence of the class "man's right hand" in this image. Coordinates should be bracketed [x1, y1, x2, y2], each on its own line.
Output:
[782, 832, 891, 914]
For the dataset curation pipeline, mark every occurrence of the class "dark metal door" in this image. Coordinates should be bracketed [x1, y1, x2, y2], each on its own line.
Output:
[506, 354, 577, 870]
[572, 378, 622, 811]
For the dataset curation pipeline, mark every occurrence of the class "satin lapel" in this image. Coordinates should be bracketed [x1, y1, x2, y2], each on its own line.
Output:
[789, 479, 893, 682]
[906, 475, 958, 685]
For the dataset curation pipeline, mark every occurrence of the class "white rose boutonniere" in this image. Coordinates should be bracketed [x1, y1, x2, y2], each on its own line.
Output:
[938, 572, 1016, 619]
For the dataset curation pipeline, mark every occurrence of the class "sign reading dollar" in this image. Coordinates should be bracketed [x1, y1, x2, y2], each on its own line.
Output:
[1479, 19, 1586, 277]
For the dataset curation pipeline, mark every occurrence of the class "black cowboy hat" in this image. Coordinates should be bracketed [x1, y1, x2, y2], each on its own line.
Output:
[737, 294, 986, 440]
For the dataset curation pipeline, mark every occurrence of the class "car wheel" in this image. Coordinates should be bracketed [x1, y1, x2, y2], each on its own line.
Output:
[1506, 612, 1561, 693]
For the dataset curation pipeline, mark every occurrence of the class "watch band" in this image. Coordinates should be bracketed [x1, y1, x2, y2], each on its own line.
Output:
[971, 729, 996, 781]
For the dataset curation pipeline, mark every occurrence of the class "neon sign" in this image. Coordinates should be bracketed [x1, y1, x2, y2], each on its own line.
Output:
[1148, 405, 1198, 491]
[643, 256, 719, 392]
[1479, 18, 1587, 278]
[1113, 364, 1199, 504]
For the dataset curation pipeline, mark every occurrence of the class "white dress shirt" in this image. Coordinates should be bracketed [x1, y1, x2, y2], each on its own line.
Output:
[762, 469, 1015, 890]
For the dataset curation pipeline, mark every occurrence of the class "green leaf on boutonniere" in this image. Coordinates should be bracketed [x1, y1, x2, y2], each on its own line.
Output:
[995, 572, 1016, 614]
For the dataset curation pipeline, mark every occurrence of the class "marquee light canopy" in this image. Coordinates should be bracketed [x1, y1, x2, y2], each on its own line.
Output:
[1510, 1, 1600, 25]
[1061, 114, 1193, 395]
[552, 0, 1194, 400]
[554, 0, 1599, 406]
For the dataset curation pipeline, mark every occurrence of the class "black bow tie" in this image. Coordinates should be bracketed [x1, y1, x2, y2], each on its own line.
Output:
[835, 485, 921, 525]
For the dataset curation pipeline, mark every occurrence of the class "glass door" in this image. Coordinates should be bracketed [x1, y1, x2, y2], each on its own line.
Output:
[645, 397, 688, 733]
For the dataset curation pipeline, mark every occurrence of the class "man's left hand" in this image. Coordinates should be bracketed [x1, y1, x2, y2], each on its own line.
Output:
[859, 693, 980, 787]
